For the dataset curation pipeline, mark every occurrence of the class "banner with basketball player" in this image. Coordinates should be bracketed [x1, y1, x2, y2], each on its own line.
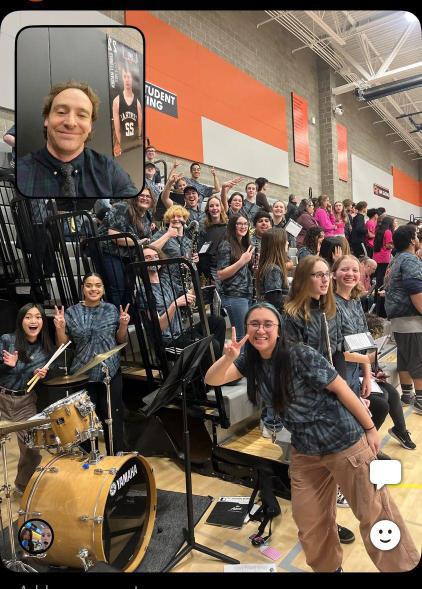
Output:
[107, 36, 143, 157]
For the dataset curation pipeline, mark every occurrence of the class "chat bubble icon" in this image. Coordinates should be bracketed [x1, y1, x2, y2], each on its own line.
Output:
[370, 460, 401, 490]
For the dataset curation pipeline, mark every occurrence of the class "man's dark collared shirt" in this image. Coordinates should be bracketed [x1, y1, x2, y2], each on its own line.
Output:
[17, 146, 139, 199]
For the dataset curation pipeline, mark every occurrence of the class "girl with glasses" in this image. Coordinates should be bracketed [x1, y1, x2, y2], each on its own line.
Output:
[216, 214, 254, 341]
[205, 302, 419, 573]
[283, 255, 356, 516]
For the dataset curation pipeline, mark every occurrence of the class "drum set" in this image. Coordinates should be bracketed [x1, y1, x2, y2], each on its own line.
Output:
[0, 346, 157, 573]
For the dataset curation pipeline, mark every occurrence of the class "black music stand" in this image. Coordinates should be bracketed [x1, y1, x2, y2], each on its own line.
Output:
[142, 336, 239, 571]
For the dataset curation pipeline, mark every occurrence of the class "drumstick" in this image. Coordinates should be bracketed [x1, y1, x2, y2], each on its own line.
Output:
[26, 341, 72, 392]
[26, 344, 63, 387]
[26, 343, 66, 386]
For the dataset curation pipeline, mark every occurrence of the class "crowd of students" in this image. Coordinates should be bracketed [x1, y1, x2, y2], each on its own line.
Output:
[2, 139, 421, 572]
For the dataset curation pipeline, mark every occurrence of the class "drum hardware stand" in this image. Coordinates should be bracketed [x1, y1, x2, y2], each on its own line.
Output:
[0, 494, 6, 549]
[77, 548, 94, 571]
[87, 413, 102, 465]
[142, 337, 240, 572]
[59, 349, 70, 397]
[0, 433, 38, 572]
[101, 362, 114, 456]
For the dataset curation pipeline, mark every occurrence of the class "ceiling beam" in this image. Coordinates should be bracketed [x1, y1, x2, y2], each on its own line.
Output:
[304, 11, 346, 45]
[256, 12, 282, 29]
[375, 21, 415, 77]
[332, 62, 422, 95]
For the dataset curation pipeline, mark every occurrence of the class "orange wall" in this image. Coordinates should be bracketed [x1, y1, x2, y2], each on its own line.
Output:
[392, 166, 422, 207]
[126, 11, 288, 162]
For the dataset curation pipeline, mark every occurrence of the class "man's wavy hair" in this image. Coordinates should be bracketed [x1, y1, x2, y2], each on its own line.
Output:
[42, 80, 100, 142]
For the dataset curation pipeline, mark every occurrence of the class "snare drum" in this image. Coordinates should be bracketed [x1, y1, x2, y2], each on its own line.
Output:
[19, 453, 156, 571]
[43, 390, 100, 448]
[24, 422, 60, 450]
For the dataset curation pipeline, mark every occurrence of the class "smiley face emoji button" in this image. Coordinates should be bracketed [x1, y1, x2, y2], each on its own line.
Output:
[370, 520, 401, 551]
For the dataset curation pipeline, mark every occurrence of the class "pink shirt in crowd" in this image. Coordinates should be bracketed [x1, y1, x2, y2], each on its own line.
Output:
[365, 219, 377, 247]
[359, 262, 372, 292]
[314, 208, 336, 236]
[331, 214, 345, 236]
[373, 229, 393, 264]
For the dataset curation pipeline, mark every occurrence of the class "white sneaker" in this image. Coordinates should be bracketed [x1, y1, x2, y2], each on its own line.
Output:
[261, 425, 272, 438]
[337, 488, 349, 508]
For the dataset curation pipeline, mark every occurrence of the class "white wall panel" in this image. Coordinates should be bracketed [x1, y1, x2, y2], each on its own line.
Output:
[202, 117, 289, 188]
[351, 153, 421, 221]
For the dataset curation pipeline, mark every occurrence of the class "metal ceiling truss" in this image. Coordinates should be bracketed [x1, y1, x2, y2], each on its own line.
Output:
[257, 10, 422, 156]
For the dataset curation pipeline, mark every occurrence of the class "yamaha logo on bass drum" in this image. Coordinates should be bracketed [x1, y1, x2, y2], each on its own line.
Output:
[110, 464, 138, 495]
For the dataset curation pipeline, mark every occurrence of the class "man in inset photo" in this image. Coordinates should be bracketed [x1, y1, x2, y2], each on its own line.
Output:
[112, 63, 142, 157]
[16, 81, 139, 199]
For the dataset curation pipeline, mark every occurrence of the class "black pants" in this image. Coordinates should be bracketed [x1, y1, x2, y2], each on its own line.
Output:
[81, 371, 126, 455]
[102, 254, 132, 309]
[351, 242, 365, 258]
[370, 381, 407, 433]
[375, 262, 388, 318]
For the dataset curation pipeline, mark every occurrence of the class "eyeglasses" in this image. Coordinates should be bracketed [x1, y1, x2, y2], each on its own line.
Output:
[236, 222, 249, 227]
[311, 271, 332, 280]
[247, 321, 279, 331]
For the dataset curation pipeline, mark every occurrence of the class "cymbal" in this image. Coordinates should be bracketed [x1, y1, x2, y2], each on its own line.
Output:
[72, 343, 127, 377]
[44, 373, 89, 386]
[0, 418, 51, 436]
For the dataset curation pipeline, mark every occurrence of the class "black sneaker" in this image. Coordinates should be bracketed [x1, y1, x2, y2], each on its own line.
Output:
[335, 567, 343, 572]
[376, 450, 391, 460]
[414, 400, 422, 415]
[401, 393, 414, 405]
[388, 427, 416, 450]
[337, 524, 355, 544]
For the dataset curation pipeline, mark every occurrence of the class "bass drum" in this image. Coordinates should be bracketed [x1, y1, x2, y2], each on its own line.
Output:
[19, 452, 156, 572]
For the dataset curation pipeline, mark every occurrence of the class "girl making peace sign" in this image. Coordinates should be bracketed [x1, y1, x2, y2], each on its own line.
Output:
[54, 273, 130, 454]
[205, 302, 419, 573]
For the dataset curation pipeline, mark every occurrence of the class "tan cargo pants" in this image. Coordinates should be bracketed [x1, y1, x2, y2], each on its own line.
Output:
[290, 435, 420, 572]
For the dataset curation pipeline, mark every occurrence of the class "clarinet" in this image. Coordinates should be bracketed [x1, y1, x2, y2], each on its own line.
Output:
[321, 312, 333, 366]
[251, 240, 259, 304]
[180, 220, 199, 321]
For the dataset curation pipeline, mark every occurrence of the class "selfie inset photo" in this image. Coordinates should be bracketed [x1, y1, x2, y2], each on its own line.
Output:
[18, 519, 54, 554]
[15, 26, 144, 199]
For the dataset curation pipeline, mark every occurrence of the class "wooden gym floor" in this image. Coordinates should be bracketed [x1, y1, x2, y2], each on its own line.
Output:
[1, 405, 422, 573]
